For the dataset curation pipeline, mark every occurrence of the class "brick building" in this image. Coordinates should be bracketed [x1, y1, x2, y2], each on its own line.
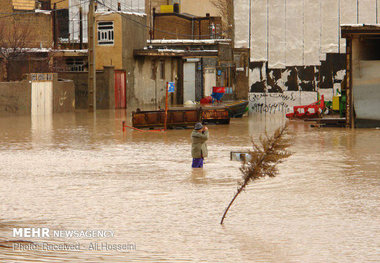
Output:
[0, 0, 53, 80]
[153, 11, 222, 40]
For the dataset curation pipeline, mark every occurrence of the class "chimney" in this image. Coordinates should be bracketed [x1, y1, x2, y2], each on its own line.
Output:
[173, 3, 179, 13]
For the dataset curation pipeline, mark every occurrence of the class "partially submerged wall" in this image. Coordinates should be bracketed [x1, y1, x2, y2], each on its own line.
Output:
[58, 66, 115, 109]
[133, 56, 179, 109]
[249, 91, 317, 114]
[0, 80, 31, 115]
[0, 75, 75, 115]
[248, 54, 346, 113]
[237, 0, 380, 109]
[53, 79, 75, 113]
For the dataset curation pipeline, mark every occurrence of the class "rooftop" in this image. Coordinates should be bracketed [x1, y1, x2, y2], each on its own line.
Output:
[341, 24, 380, 36]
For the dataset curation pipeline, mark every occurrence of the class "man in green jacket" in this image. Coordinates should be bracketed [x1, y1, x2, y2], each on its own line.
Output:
[191, 122, 209, 168]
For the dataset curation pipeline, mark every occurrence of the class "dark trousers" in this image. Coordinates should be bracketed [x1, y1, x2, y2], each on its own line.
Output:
[192, 158, 204, 168]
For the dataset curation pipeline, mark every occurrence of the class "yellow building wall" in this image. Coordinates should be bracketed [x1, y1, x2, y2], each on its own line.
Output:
[51, 0, 69, 9]
[180, 0, 219, 17]
[95, 14, 123, 70]
[12, 0, 35, 10]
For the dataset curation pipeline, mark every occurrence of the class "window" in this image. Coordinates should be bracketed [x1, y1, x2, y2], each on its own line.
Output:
[97, 21, 114, 45]
[65, 58, 86, 72]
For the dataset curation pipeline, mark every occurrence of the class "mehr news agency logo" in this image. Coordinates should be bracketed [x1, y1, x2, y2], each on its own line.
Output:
[11, 228, 136, 252]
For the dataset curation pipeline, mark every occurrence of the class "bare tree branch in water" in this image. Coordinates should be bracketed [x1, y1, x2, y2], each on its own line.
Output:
[220, 124, 292, 224]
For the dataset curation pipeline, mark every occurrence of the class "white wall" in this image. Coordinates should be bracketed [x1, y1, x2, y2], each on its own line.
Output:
[249, 91, 318, 114]
[236, 0, 380, 110]
[235, 0, 380, 66]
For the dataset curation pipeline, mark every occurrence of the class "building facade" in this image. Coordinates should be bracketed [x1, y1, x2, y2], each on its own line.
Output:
[0, 0, 53, 80]
[234, 0, 380, 113]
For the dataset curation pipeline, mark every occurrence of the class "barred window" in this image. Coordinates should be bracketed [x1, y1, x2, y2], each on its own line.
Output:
[97, 21, 114, 45]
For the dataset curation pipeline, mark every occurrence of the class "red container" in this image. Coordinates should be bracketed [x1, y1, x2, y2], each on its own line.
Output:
[212, 87, 225, 93]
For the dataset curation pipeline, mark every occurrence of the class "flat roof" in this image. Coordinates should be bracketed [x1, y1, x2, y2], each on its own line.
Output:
[341, 24, 380, 37]
[134, 49, 218, 57]
[147, 39, 231, 45]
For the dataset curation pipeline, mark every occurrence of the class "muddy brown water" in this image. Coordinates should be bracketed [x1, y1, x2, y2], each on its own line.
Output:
[0, 111, 379, 262]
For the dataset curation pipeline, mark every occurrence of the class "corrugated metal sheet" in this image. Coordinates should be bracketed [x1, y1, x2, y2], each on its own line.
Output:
[12, 0, 35, 10]
[268, 0, 285, 68]
[247, 0, 380, 66]
[251, 0, 267, 61]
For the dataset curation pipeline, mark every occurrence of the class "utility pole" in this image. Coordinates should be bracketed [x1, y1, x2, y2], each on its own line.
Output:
[88, 0, 96, 112]
[79, 6, 83, 49]
[53, 3, 58, 49]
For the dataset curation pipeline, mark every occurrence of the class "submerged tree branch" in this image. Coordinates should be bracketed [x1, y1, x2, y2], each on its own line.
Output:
[220, 124, 292, 224]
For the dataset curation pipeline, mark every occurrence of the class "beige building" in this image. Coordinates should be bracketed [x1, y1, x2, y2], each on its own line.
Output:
[92, 11, 147, 108]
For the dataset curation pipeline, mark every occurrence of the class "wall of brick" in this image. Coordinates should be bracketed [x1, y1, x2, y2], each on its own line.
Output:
[154, 14, 222, 39]
[0, 0, 13, 13]
[0, 0, 53, 49]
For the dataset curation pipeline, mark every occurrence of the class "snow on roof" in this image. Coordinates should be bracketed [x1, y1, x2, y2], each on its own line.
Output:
[148, 39, 231, 44]
[341, 24, 380, 27]
[156, 49, 218, 53]
[52, 49, 88, 53]
[34, 9, 51, 15]
[0, 48, 88, 53]
[96, 10, 146, 17]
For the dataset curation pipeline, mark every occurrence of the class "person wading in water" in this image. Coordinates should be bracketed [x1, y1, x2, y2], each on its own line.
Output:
[191, 122, 209, 168]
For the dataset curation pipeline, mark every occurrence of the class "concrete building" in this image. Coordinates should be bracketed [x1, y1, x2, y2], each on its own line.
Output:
[134, 39, 236, 108]
[55, 10, 147, 109]
[342, 25, 380, 128]
[146, 0, 221, 27]
[68, 0, 145, 43]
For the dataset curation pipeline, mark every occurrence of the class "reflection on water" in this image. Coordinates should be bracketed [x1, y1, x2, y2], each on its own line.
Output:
[0, 110, 379, 262]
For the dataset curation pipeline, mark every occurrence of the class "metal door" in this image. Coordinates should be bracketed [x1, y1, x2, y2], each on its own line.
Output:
[115, 70, 126, 109]
[183, 62, 196, 103]
[204, 67, 216, 97]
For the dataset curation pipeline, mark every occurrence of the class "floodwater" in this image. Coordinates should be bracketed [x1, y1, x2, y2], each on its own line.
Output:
[0, 110, 379, 262]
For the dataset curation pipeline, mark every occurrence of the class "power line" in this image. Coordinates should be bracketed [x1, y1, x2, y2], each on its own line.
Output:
[97, 1, 222, 38]
[0, 1, 223, 38]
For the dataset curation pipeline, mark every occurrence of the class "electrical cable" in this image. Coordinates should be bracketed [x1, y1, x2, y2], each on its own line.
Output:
[96, 1, 222, 38]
